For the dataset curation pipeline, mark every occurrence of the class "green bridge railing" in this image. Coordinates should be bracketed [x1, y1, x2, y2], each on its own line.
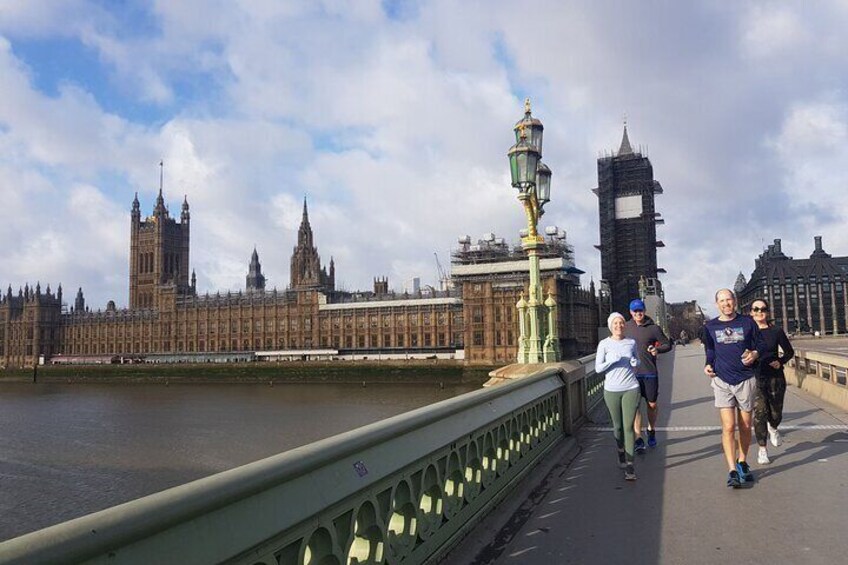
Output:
[0, 357, 599, 565]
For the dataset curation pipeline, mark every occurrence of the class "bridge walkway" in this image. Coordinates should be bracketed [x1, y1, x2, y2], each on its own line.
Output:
[447, 346, 848, 565]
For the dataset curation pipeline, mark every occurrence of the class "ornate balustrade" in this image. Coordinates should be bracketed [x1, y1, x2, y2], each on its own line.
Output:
[0, 358, 598, 565]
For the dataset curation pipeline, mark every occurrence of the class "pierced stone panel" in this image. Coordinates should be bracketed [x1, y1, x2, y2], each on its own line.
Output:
[235, 387, 564, 565]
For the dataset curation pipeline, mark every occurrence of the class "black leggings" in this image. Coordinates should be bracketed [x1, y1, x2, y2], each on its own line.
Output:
[753, 376, 786, 446]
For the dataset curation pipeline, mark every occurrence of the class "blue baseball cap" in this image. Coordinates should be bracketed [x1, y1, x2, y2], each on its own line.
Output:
[629, 299, 646, 312]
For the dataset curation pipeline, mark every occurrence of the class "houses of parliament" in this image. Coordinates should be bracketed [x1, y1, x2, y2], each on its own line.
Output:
[1, 188, 601, 369]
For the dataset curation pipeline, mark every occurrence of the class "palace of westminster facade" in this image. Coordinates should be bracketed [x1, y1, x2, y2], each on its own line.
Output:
[1, 190, 601, 369]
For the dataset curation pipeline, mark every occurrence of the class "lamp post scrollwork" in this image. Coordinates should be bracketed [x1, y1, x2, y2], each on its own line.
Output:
[507, 99, 560, 364]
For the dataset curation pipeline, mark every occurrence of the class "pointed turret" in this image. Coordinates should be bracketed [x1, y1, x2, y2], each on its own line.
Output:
[246, 247, 266, 292]
[181, 194, 190, 222]
[132, 192, 141, 222]
[153, 187, 167, 217]
[191, 269, 197, 292]
[57, 284, 63, 304]
[618, 123, 633, 156]
[75, 287, 85, 312]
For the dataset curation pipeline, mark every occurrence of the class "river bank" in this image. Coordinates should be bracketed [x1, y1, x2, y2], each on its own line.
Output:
[0, 360, 496, 385]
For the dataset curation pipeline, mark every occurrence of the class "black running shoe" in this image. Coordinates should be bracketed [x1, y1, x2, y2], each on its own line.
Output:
[727, 470, 741, 488]
[624, 464, 637, 481]
[635, 437, 647, 454]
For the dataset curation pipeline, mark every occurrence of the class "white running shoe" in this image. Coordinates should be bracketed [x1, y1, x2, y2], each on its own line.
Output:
[768, 423, 782, 447]
[758, 447, 770, 465]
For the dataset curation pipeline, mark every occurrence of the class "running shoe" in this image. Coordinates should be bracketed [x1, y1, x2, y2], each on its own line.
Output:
[757, 447, 770, 465]
[617, 450, 627, 469]
[727, 470, 741, 488]
[647, 429, 657, 448]
[624, 464, 637, 481]
[736, 460, 755, 484]
[635, 437, 647, 454]
[768, 423, 782, 447]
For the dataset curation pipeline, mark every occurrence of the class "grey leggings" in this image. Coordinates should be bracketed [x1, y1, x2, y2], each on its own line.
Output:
[604, 388, 641, 463]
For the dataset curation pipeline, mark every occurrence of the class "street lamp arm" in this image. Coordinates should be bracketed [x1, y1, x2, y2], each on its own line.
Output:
[519, 189, 541, 240]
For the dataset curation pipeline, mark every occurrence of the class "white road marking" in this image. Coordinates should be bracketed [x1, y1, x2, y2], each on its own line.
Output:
[583, 424, 848, 432]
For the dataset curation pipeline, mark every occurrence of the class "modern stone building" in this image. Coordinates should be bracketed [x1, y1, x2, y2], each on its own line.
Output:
[594, 126, 665, 314]
[2, 192, 600, 368]
[737, 237, 848, 335]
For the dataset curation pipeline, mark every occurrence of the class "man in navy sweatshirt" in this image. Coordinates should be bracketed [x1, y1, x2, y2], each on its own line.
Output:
[702, 288, 767, 488]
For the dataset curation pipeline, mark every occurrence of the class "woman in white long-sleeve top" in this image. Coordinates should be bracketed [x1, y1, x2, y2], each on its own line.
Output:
[595, 312, 641, 481]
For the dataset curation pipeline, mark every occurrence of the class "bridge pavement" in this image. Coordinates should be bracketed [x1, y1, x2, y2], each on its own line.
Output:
[446, 346, 848, 565]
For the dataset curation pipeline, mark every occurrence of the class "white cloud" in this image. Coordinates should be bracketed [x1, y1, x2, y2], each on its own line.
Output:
[4, 1, 848, 315]
[770, 100, 848, 258]
[741, 5, 808, 59]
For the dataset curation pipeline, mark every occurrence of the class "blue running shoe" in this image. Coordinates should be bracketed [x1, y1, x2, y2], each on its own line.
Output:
[736, 460, 754, 484]
[727, 470, 741, 488]
[647, 430, 657, 448]
[635, 437, 647, 454]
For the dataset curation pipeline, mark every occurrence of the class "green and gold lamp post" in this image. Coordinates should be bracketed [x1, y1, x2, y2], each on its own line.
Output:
[508, 99, 560, 363]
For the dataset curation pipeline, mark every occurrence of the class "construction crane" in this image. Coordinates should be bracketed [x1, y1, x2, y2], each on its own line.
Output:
[434, 253, 449, 291]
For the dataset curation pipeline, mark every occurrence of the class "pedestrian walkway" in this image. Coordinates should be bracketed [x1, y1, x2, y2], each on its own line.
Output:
[447, 346, 848, 565]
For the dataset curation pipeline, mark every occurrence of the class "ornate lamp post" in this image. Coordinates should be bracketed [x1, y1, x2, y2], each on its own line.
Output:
[508, 99, 560, 363]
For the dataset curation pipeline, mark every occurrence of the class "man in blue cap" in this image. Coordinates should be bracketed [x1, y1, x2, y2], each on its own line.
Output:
[624, 298, 672, 452]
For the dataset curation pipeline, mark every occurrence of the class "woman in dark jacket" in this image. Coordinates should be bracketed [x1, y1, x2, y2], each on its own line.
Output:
[749, 298, 794, 465]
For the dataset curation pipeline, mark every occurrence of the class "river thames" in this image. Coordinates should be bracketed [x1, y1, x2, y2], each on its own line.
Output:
[0, 380, 479, 541]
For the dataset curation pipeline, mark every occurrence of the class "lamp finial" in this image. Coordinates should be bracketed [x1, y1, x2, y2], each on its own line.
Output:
[524, 97, 531, 115]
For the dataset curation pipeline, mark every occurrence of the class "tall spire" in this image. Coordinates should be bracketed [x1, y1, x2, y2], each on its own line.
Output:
[618, 120, 633, 156]
[246, 247, 266, 292]
[297, 196, 314, 249]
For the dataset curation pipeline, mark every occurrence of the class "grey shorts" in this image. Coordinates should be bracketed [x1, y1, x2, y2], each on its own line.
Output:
[711, 377, 755, 412]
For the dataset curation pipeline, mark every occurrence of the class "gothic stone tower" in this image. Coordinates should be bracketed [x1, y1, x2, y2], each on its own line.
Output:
[129, 185, 191, 309]
[290, 198, 335, 291]
[594, 125, 665, 314]
[246, 247, 266, 292]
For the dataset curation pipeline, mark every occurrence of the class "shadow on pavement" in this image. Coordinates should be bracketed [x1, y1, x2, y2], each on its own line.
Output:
[756, 432, 848, 480]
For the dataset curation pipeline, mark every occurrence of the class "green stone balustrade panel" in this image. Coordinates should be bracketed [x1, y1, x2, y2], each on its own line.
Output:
[238, 389, 563, 565]
[0, 362, 598, 565]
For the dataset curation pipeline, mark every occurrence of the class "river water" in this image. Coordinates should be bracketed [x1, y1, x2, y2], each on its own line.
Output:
[0, 380, 479, 542]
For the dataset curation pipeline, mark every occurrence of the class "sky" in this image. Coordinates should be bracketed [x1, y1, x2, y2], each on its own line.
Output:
[2, 1, 848, 317]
